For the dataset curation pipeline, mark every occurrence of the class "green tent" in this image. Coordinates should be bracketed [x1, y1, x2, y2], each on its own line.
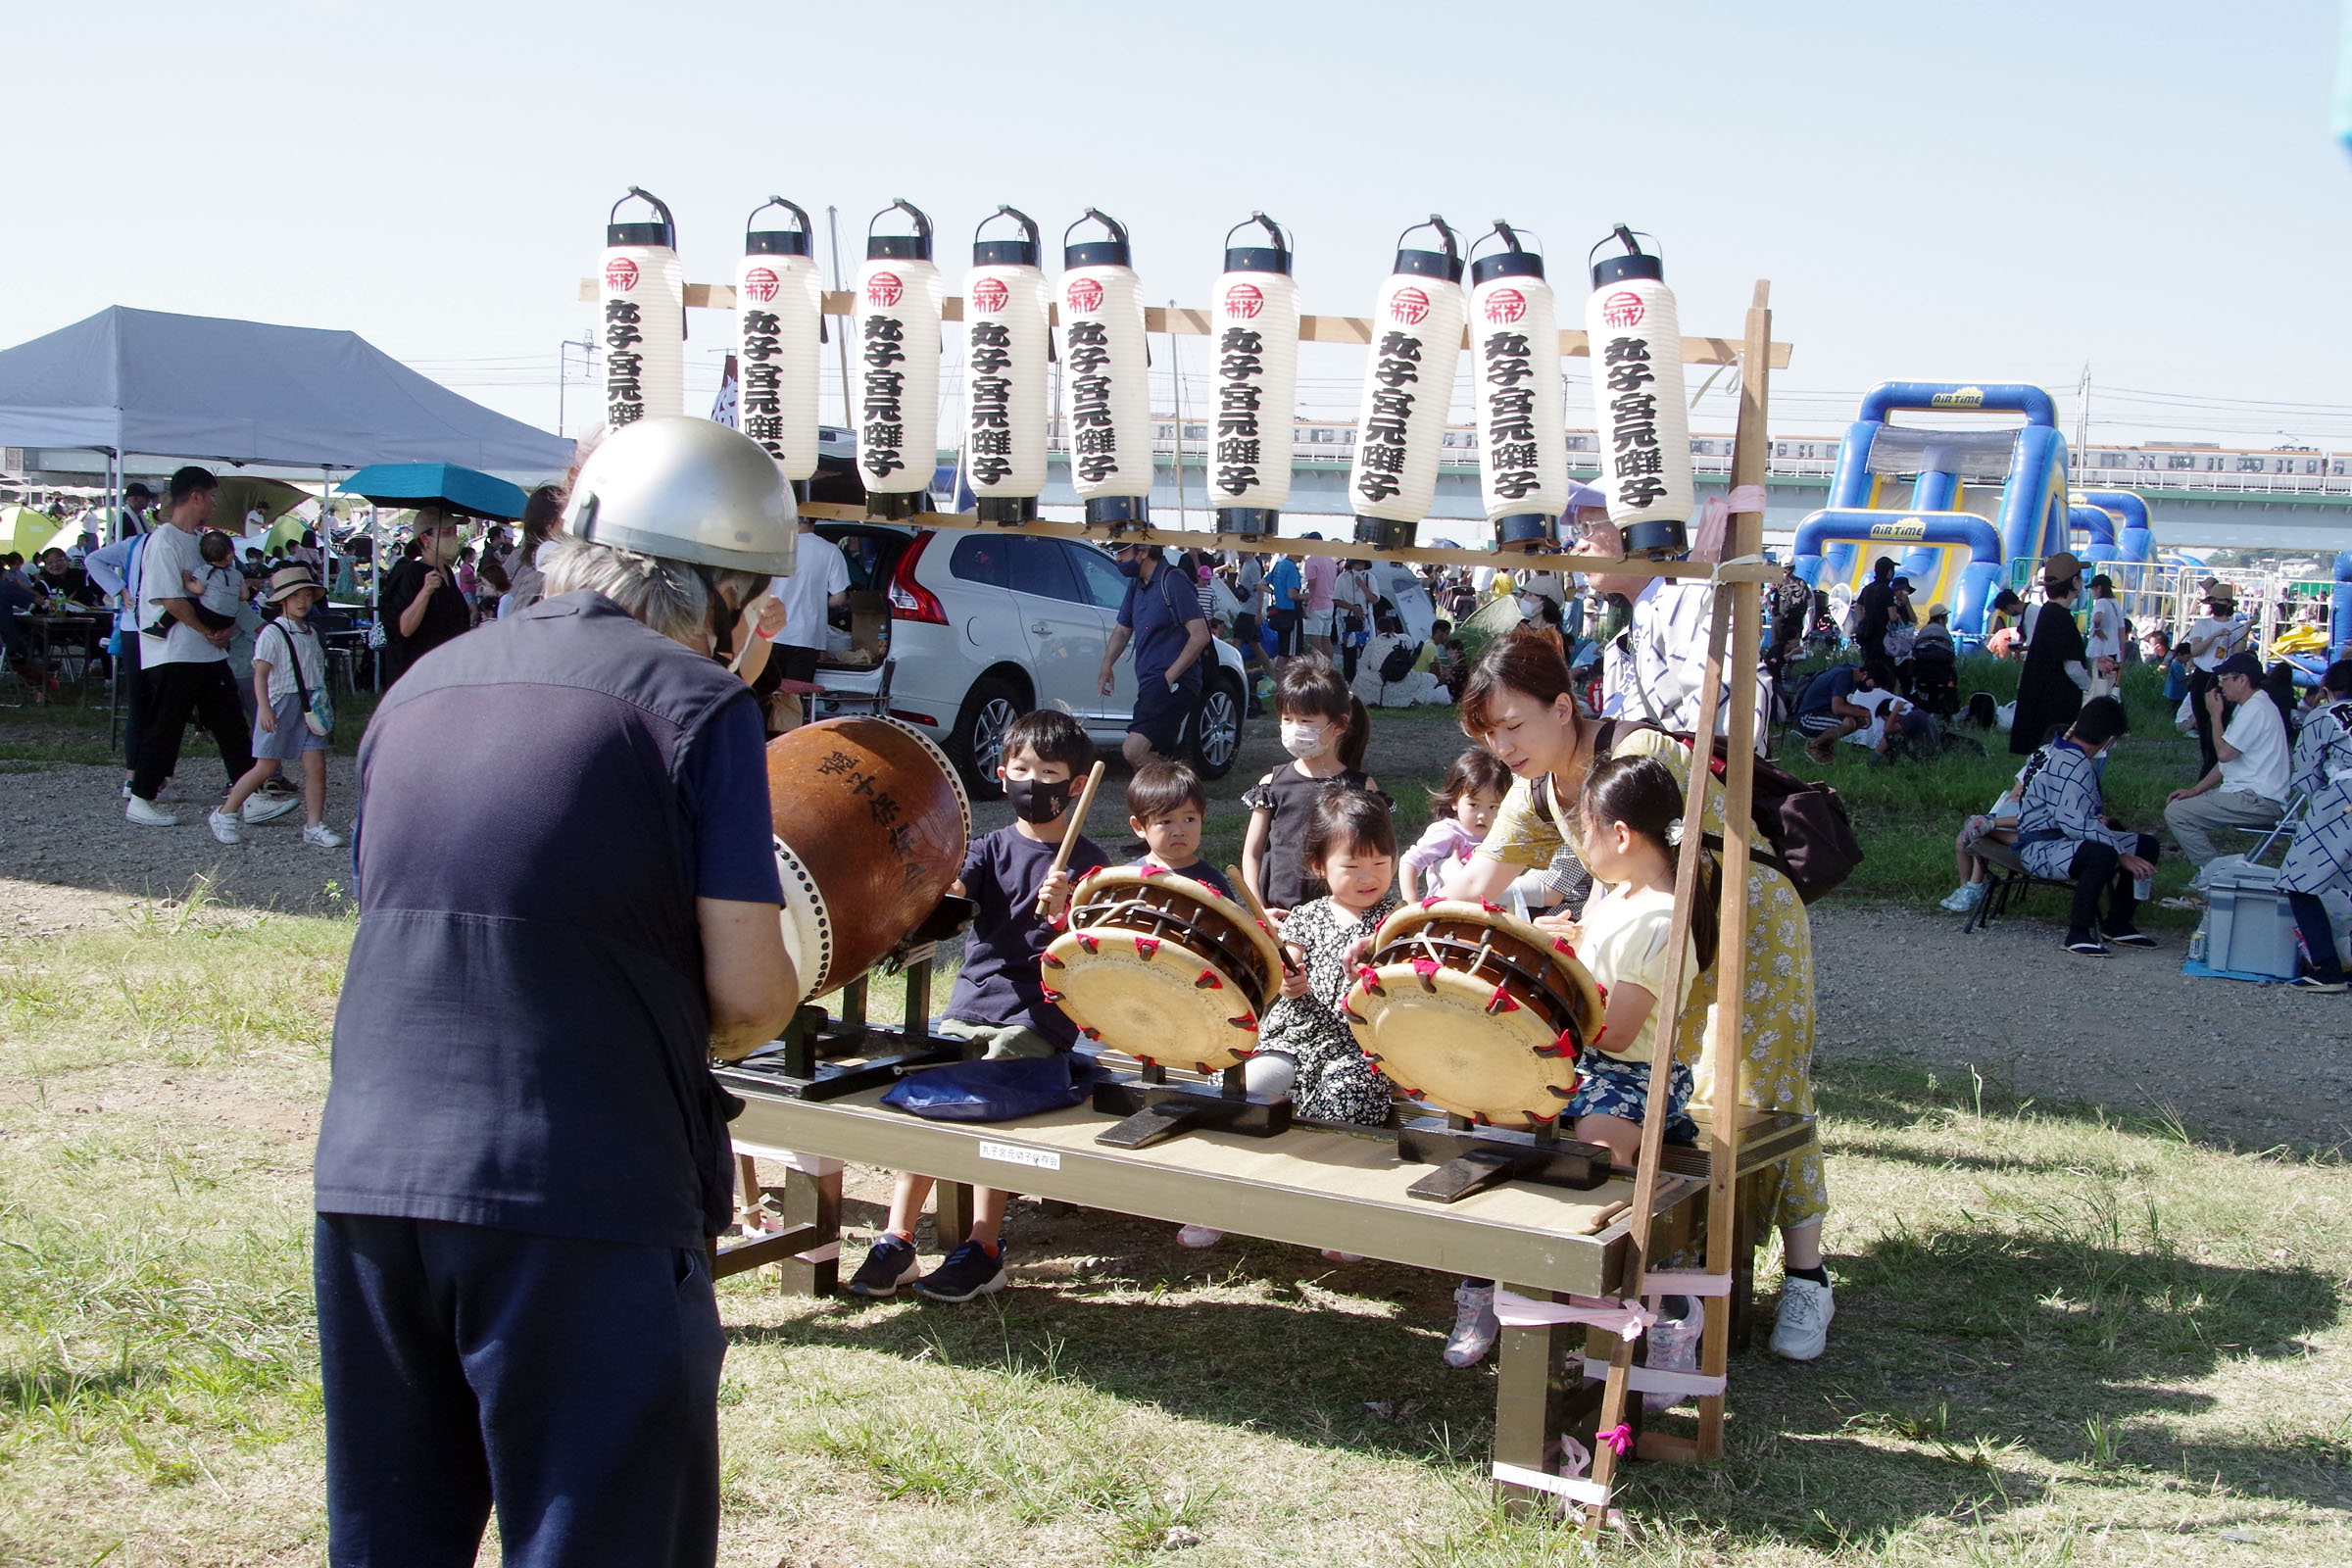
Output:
[0, 505, 60, 561]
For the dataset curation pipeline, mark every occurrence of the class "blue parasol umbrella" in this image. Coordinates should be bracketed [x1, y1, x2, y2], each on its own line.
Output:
[337, 462, 529, 520]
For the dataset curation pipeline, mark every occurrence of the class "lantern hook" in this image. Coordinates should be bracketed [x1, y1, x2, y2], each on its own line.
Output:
[1222, 212, 1291, 261]
[745, 195, 812, 236]
[610, 186, 676, 232]
[1393, 215, 1459, 264]
[1063, 208, 1131, 248]
[1471, 220, 1543, 262]
[1589, 224, 1661, 268]
[976, 205, 1042, 252]
[867, 198, 934, 244]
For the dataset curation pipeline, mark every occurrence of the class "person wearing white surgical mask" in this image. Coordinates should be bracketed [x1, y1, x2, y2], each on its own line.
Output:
[379, 505, 476, 689]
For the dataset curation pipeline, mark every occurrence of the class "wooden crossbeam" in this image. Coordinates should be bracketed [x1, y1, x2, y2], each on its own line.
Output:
[574, 279, 1792, 368]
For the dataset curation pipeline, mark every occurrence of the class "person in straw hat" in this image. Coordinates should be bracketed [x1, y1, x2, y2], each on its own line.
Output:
[2009, 551, 2090, 756]
[214, 565, 344, 848]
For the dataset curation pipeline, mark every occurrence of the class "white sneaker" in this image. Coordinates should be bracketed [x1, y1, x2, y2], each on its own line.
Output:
[1642, 1302, 1703, 1408]
[1443, 1283, 1499, 1368]
[1175, 1225, 1224, 1249]
[242, 794, 301, 825]
[207, 808, 244, 845]
[303, 822, 346, 849]
[1938, 882, 1985, 913]
[1769, 1276, 1835, 1361]
[125, 796, 177, 827]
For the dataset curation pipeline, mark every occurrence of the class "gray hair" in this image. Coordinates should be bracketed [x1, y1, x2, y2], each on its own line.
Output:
[538, 534, 766, 645]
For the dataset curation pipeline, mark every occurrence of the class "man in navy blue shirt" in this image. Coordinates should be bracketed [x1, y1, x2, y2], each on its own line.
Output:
[313, 418, 801, 1568]
[1098, 541, 1212, 770]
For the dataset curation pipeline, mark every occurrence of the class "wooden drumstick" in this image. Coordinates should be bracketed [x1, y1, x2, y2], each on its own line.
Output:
[1225, 864, 1298, 975]
[1035, 760, 1107, 916]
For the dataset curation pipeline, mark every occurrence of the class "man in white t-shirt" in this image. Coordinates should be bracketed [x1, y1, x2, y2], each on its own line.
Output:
[757, 516, 850, 688]
[2183, 580, 2251, 777]
[125, 467, 297, 832]
[2164, 652, 2289, 874]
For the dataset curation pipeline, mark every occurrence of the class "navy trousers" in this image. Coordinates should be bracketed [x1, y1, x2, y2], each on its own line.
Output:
[314, 1214, 725, 1568]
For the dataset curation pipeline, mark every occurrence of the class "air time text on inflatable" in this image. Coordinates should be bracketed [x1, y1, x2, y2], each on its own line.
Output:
[1348, 216, 1465, 552]
[735, 196, 824, 482]
[856, 200, 945, 520]
[1207, 213, 1300, 540]
[600, 186, 685, 430]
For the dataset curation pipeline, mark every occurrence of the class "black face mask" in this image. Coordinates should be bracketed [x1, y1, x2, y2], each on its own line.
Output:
[1004, 775, 1073, 824]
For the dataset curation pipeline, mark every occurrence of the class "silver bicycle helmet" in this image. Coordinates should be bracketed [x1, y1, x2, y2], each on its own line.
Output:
[562, 416, 799, 576]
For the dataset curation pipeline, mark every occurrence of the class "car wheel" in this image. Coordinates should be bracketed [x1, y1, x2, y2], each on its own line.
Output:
[1191, 675, 1244, 780]
[951, 675, 1026, 798]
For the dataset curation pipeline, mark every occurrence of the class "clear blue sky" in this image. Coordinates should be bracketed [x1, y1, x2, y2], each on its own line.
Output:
[18, 0, 2352, 445]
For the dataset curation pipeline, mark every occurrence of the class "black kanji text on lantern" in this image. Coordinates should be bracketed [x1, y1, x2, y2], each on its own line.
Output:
[604, 299, 647, 426]
[1064, 321, 1118, 485]
[1215, 326, 1267, 496]
[860, 316, 909, 479]
[966, 320, 1017, 486]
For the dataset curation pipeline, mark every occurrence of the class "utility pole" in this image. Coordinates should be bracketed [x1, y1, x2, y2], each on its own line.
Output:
[827, 206, 854, 430]
[2075, 363, 2090, 459]
[557, 333, 594, 438]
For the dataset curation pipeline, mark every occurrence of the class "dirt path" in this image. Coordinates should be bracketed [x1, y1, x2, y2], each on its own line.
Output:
[6, 754, 2347, 1153]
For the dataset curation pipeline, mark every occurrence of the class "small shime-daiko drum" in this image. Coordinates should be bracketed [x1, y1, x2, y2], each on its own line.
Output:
[765, 716, 971, 1001]
[1041, 867, 1284, 1073]
[1342, 899, 1604, 1129]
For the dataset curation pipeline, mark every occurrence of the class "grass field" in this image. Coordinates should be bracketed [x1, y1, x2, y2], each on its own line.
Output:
[5, 652, 2342, 1564]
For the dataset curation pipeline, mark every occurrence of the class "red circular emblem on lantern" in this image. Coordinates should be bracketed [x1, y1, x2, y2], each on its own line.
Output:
[866, 271, 905, 308]
[1066, 276, 1104, 313]
[741, 267, 779, 304]
[1600, 290, 1645, 329]
[1484, 287, 1527, 324]
[1390, 285, 1431, 326]
[970, 277, 1010, 313]
[604, 257, 639, 292]
[1224, 281, 1264, 318]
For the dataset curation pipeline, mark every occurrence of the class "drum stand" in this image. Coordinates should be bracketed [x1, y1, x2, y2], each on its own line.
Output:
[716, 896, 976, 1103]
[1092, 1062, 1292, 1150]
[1396, 1113, 1613, 1202]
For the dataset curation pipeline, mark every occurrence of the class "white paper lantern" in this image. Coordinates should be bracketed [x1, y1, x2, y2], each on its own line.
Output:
[600, 186, 685, 429]
[1348, 216, 1465, 550]
[735, 196, 825, 484]
[1058, 209, 1153, 530]
[962, 206, 1053, 525]
[1207, 213, 1299, 540]
[1468, 221, 1566, 553]
[855, 199, 945, 519]
[1585, 225, 1693, 558]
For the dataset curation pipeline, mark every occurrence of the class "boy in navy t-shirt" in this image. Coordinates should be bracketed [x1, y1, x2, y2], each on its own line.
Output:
[848, 710, 1105, 1304]
[1123, 760, 1236, 902]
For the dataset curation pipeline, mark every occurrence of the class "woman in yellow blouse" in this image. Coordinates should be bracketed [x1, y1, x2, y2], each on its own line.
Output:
[1440, 629, 1835, 1362]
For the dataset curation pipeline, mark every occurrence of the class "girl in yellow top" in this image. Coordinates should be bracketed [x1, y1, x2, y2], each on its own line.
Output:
[1564, 754, 1709, 1160]
[1445, 629, 1836, 1362]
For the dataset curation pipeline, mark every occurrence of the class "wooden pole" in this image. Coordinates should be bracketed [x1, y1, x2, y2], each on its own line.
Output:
[1036, 760, 1107, 915]
[1696, 280, 1772, 1457]
[1581, 587, 1734, 1530]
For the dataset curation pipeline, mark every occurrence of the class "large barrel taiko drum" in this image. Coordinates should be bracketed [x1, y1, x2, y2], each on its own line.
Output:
[1342, 900, 1604, 1129]
[765, 716, 971, 1001]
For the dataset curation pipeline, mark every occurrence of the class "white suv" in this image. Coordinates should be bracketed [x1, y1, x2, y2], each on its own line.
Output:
[810, 524, 1249, 795]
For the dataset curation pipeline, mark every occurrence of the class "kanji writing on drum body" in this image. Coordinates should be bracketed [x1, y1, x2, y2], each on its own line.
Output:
[740, 310, 785, 455]
[1215, 327, 1264, 496]
[1064, 321, 1118, 483]
[860, 317, 907, 479]
[1481, 331, 1543, 501]
[1601, 337, 1669, 509]
[966, 321, 1014, 486]
[604, 300, 646, 426]
[1355, 331, 1423, 505]
[815, 750, 930, 887]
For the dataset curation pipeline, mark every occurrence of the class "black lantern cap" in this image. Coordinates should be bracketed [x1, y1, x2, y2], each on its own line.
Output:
[866, 198, 935, 262]
[1064, 209, 1133, 270]
[607, 186, 675, 248]
[1591, 224, 1664, 287]
[745, 196, 812, 257]
[1223, 213, 1293, 275]
[1470, 220, 1546, 284]
[973, 206, 1042, 268]
[1392, 215, 1462, 282]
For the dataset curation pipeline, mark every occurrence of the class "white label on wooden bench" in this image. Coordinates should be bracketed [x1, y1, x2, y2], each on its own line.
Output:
[978, 1141, 1061, 1172]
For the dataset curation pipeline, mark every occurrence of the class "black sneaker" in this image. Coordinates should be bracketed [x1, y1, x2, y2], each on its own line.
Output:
[912, 1239, 1008, 1302]
[844, 1232, 921, 1298]
[2105, 930, 2157, 949]
[2064, 938, 2110, 957]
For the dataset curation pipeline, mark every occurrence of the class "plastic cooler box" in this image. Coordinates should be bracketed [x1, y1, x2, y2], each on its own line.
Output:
[2198, 855, 2301, 980]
